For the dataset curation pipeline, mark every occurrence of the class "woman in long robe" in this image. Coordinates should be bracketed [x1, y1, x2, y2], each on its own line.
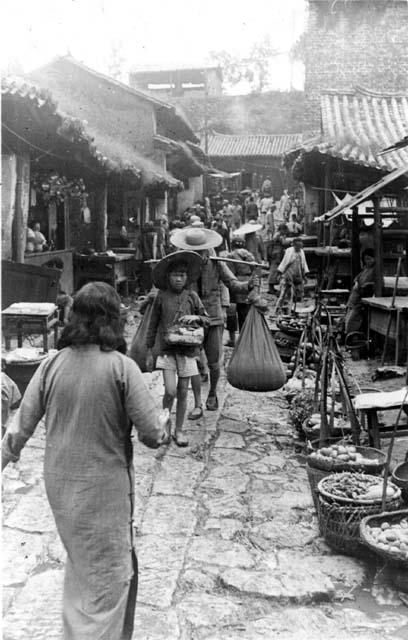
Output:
[2, 282, 166, 639]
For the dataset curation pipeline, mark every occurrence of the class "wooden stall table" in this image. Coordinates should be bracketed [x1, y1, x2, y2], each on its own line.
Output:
[362, 296, 408, 365]
[2, 302, 59, 352]
[353, 388, 408, 450]
[383, 277, 408, 295]
[74, 252, 134, 295]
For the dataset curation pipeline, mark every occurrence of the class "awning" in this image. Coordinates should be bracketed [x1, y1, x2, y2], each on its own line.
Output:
[315, 165, 408, 223]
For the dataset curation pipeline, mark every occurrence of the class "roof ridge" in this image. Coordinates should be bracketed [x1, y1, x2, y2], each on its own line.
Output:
[209, 131, 302, 138]
[320, 86, 408, 99]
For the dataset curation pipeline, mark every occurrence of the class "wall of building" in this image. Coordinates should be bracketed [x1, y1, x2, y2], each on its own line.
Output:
[304, 0, 408, 130]
[177, 176, 203, 214]
[31, 60, 156, 158]
[2, 154, 17, 261]
[209, 156, 292, 198]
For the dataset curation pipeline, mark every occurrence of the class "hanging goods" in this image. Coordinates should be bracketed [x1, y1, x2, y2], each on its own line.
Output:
[227, 305, 286, 392]
[129, 300, 159, 372]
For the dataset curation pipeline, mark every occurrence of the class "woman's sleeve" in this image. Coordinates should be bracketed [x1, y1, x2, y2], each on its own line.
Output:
[2, 362, 46, 469]
[124, 358, 164, 445]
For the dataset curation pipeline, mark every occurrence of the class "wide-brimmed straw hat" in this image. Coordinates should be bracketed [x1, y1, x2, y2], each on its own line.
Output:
[233, 221, 262, 236]
[152, 250, 203, 290]
[171, 227, 222, 251]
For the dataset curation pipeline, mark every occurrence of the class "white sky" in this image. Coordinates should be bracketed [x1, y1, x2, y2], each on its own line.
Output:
[2, 0, 307, 91]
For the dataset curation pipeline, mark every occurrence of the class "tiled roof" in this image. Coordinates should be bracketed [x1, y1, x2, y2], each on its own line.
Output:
[206, 133, 302, 158]
[2, 76, 181, 189]
[296, 88, 408, 172]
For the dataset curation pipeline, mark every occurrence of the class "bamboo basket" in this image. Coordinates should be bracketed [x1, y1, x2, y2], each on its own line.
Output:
[392, 462, 408, 505]
[317, 474, 402, 557]
[360, 510, 408, 569]
[318, 493, 402, 558]
[307, 446, 386, 474]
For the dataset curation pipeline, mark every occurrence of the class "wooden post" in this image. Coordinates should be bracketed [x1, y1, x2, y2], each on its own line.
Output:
[94, 181, 108, 252]
[351, 206, 360, 279]
[373, 196, 383, 297]
[1, 153, 17, 261]
[13, 153, 30, 263]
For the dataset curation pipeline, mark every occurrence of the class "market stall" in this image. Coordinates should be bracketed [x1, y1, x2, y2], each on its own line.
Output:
[73, 251, 134, 295]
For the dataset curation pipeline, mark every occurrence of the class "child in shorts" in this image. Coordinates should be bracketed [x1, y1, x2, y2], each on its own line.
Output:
[146, 251, 208, 446]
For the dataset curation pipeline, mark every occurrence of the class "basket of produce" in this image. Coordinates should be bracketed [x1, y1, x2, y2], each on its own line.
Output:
[360, 510, 408, 569]
[277, 315, 306, 336]
[308, 443, 386, 474]
[392, 462, 408, 504]
[305, 437, 352, 513]
[302, 414, 351, 441]
[317, 473, 402, 557]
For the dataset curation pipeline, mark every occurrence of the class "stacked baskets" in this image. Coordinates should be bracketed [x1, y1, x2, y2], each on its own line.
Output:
[317, 472, 402, 557]
[306, 442, 386, 512]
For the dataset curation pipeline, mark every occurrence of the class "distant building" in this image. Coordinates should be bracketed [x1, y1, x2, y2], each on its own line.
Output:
[303, 0, 408, 130]
[129, 65, 223, 99]
[206, 132, 302, 197]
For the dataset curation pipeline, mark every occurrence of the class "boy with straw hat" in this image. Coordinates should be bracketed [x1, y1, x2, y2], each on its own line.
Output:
[170, 227, 259, 416]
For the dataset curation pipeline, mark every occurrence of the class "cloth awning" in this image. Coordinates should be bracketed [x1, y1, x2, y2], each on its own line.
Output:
[315, 165, 408, 223]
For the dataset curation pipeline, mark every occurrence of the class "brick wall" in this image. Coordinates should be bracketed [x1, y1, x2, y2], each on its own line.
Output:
[304, 0, 408, 130]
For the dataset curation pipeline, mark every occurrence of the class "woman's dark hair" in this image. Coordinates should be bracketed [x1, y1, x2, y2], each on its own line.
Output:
[57, 282, 126, 353]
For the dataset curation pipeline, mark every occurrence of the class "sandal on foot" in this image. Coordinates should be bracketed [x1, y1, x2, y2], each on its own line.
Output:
[206, 395, 218, 411]
[172, 433, 189, 447]
[188, 406, 203, 420]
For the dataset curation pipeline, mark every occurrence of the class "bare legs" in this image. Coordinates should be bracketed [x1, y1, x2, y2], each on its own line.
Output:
[162, 370, 189, 445]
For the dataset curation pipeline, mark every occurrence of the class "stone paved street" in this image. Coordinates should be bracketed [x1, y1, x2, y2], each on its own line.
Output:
[2, 313, 408, 639]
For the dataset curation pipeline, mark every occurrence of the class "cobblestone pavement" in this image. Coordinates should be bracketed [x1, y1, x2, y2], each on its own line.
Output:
[3, 312, 408, 639]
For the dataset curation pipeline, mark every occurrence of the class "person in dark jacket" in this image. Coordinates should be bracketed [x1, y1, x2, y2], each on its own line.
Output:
[345, 248, 375, 335]
[146, 251, 208, 446]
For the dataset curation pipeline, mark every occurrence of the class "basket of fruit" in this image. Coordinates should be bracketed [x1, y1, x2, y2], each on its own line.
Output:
[308, 443, 386, 474]
[305, 437, 350, 513]
[392, 462, 408, 504]
[317, 473, 402, 557]
[302, 414, 351, 441]
[277, 316, 306, 336]
[360, 510, 408, 569]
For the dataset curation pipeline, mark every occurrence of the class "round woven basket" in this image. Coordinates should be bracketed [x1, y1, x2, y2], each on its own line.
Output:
[360, 510, 408, 569]
[302, 418, 350, 442]
[306, 463, 331, 515]
[317, 473, 401, 505]
[318, 494, 402, 558]
[308, 446, 386, 474]
[392, 462, 408, 505]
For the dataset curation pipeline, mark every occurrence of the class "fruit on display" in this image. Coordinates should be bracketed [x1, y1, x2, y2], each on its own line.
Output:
[320, 472, 399, 502]
[304, 416, 351, 436]
[278, 316, 306, 333]
[309, 444, 379, 465]
[365, 518, 408, 559]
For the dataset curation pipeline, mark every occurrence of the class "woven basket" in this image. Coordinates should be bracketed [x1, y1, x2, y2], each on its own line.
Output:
[392, 462, 408, 505]
[302, 418, 350, 442]
[306, 463, 332, 514]
[308, 446, 386, 474]
[360, 510, 408, 569]
[318, 494, 402, 557]
[317, 473, 401, 505]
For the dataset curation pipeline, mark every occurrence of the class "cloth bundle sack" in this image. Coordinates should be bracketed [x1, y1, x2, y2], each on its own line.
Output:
[129, 300, 159, 372]
[227, 305, 286, 392]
